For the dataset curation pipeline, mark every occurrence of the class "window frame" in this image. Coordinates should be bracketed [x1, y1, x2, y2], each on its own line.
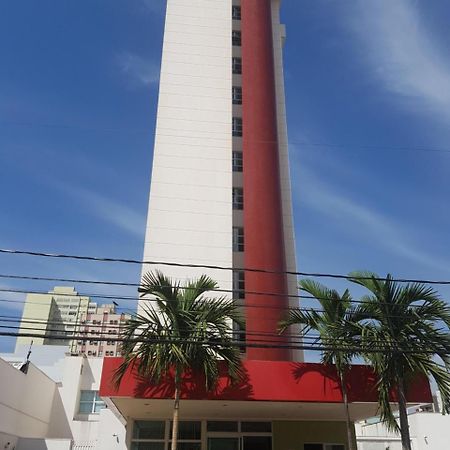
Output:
[78, 390, 106, 414]
[232, 151, 243, 172]
[232, 187, 244, 210]
[232, 86, 242, 105]
[232, 270, 245, 300]
[232, 5, 241, 20]
[232, 57, 242, 74]
[232, 227, 244, 252]
[232, 117, 243, 137]
[232, 30, 242, 46]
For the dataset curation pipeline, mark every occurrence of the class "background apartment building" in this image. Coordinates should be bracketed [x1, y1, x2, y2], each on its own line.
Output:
[16, 286, 129, 356]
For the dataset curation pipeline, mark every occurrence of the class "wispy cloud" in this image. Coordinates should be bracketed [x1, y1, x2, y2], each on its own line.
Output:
[117, 52, 160, 88]
[297, 164, 450, 273]
[60, 185, 146, 239]
[345, 0, 450, 122]
[140, 0, 166, 15]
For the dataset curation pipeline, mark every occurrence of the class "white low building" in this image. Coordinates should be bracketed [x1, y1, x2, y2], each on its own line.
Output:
[355, 398, 450, 450]
[0, 346, 126, 450]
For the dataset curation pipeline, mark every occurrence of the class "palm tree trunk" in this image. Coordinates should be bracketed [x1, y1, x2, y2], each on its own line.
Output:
[339, 372, 355, 450]
[171, 368, 181, 450]
[397, 376, 412, 450]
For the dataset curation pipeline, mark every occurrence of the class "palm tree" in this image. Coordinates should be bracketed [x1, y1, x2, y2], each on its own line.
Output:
[114, 271, 244, 450]
[349, 271, 450, 450]
[279, 279, 360, 450]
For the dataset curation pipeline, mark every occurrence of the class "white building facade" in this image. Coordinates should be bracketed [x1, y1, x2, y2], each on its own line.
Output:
[140, 0, 299, 360]
[0, 347, 126, 450]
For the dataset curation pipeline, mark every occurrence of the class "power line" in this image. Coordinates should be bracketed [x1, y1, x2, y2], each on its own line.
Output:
[1, 248, 450, 285]
[3, 121, 450, 154]
[3, 330, 441, 355]
[0, 287, 438, 322]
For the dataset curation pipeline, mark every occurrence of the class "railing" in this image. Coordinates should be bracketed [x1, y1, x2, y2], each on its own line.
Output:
[72, 442, 97, 450]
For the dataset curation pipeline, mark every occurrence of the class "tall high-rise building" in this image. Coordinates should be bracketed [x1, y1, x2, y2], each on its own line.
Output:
[140, 0, 299, 361]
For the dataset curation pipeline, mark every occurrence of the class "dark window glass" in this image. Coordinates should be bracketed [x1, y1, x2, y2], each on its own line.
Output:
[232, 57, 242, 74]
[232, 151, 243, 172]
[170, 421, 201, 440]
[207, 421, 239, 432]
[241, 422, 272, 433]
[232, 270, 245, 300]
[242, 436, 272, 450]
[175, 444, 201, 450]
[304, 445, 323, 450]
[232, 227, 244, 252]
[232, 117, 243, 137]
[131, 444, 165, 450]
[232, 86, 242, 105]
[232, 321, 246, 353]
[232, 5, 241, 20]
[232, 30, 241, 46]
[232, 187, 244, 210]
[133, 421, 165, 440]
[327, 446, 345, 450]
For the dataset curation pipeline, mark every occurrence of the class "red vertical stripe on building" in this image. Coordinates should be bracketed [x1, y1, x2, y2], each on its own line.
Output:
[241, 0, 290, 360]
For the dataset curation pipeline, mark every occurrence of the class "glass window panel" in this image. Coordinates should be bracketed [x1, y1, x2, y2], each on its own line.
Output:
[80, 390, 96, 401]
[208, 438, 239, 450]
[170, 421, 201, 440]
[175, 443, 201, 450]
[241, 422, 272, 433]
[78, 402, 93, 414]
[131, 443, 165, 450]
[94, 401, 106, 413]
[207, 421, 239, 432]
[232, 5, 241, 20]
[304, 445, 323, 450]
[242, 436, 272, 450]
[133, 421, 166, 440]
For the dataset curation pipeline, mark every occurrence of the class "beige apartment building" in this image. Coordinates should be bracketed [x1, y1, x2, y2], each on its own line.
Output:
[16, 286, 129, 356]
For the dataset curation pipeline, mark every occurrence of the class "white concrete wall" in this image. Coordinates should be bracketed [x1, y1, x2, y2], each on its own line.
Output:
[356, 412, 450, 450]
[0, 359, 56, 439]
[140, 0, 233, 304]
[271, 0, 302, 360]
[0, 432, 18, 450]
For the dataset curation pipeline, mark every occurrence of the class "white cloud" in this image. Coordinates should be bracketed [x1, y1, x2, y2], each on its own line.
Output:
[297, 165, 450, 273]
[61, 185, 146, 239]
[346, 0, 450, 122]
[140, 0, 166, 15]
[117, 52, 160, 88]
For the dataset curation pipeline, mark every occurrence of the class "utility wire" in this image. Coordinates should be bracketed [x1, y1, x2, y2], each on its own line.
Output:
[0, 288, 437, 321]
[4, 330, 440, 355]
[3, 121, 450, 154]
[1, 248, 450, 285]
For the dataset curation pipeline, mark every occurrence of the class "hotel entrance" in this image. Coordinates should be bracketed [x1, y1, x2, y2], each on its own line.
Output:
[207, 421, 272, 450]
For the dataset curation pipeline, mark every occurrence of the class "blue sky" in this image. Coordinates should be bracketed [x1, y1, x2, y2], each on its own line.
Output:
[1, 0, 450, 355]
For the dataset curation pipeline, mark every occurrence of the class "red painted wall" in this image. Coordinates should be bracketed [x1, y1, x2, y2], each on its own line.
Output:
[241, 0, 290, 360]
[100, 358, 432, 405]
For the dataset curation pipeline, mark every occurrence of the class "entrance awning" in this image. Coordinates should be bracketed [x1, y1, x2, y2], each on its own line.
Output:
[99, 358, 432, 421]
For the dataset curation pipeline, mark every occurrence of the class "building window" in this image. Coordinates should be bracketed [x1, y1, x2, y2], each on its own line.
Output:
[232, 30, 241, 46]
[232, 227, 244, 252]
[232, 270, 245, 300]
[232, 321, 246, 353]
[232, 86, 242, 105]
[132, 421, 201, 450]
[232, 57, 242, 74]
[232, 151, 243, 172]
[232, 187, 244, 210]
[232, 117, 243, 137]
[78, 390, 106, 414]
[232, 5, 241, 20]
